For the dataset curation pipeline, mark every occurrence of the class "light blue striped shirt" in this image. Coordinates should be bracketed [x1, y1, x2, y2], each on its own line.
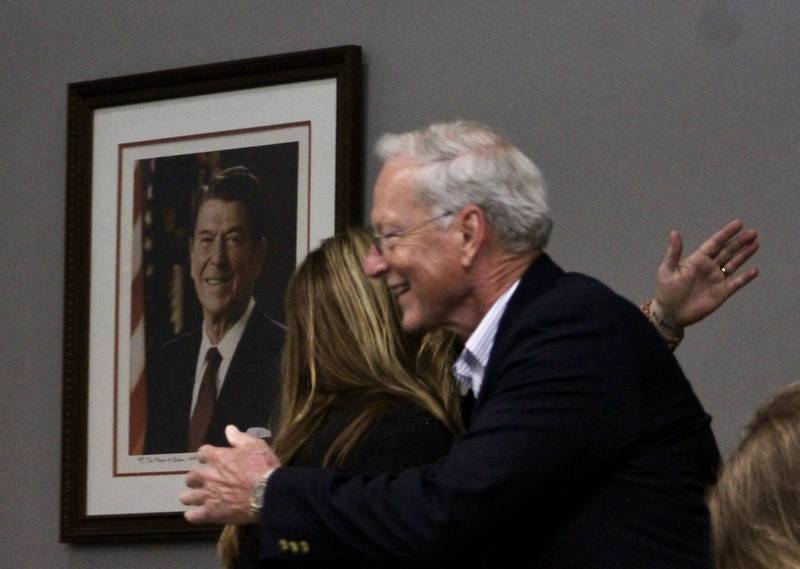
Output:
[452, 280, 520, 397]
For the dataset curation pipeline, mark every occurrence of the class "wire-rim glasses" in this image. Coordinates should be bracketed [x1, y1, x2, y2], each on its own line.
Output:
[370, 211, 454, 254]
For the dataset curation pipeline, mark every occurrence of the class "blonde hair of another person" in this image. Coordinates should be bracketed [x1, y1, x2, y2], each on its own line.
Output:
[218, 226, 461, 567]
[709, 381, 800, 569]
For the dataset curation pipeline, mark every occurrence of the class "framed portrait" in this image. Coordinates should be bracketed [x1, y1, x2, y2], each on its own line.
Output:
[61, 46, 362, 542]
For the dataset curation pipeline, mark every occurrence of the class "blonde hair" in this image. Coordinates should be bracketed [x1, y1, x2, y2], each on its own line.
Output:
[709, 382, 800, 569]
[218, 227, 461, 567]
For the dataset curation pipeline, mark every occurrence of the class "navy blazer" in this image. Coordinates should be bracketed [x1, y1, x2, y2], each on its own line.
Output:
[234, 393, 454, 568]
[258, 255, 720, 567]
[144, 307, 284, 454]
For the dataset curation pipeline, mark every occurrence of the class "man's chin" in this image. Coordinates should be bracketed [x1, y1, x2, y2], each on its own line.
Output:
[400, 311, 430, 335]
[202, 298, 248, 325]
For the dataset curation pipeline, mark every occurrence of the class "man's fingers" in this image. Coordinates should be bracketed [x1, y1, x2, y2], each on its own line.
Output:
[227, 425, 272, 452]
[225, 424, 243, 443]
[726, 267, 759, 295]
[197, 443, 237, 466]
[184, 506, 210, 524]
[661, 230, 683, 272]
[196, 443, 218, 464]
[225, 424, 259, 448]
[185, 468, 208, 488]
[179, 488, 207, 507]
[699, 219, 744, 258]
[722, 241, 759, 274]
[185, 464, 227, 488]
[736, 227, 758, 247]
[716, 228, 758, 266]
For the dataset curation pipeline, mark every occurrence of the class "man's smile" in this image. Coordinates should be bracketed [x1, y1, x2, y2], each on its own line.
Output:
[388, 281, 410, 300]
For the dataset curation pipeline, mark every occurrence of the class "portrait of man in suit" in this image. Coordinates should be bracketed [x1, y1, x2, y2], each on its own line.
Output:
[144, 165, 285, 454]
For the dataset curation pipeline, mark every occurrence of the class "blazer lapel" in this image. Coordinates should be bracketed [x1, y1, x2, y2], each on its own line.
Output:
[173, 330, 202, 436]
[208, 308, 283, 443]
[475, 254, 564, 412]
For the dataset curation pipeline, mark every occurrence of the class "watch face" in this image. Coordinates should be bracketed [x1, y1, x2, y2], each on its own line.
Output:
[250, 479, 266, 511]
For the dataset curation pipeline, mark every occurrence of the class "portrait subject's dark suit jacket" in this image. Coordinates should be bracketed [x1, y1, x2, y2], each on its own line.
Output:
[144, 307, 284, 454]
[258, 254, 720, 568]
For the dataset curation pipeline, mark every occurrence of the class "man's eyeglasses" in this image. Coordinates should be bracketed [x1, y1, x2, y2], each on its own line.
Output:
[370, 211, 454, 254]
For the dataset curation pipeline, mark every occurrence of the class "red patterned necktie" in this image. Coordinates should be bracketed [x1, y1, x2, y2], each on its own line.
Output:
[187, 347, 222, 452]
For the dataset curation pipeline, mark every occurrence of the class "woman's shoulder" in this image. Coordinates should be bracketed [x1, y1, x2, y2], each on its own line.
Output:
[340, 396, 455, 475]
[291, 392, 454, 474]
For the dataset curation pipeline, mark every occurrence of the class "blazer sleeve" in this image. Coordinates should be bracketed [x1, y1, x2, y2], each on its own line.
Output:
[258, 282, 660, 562]
[233, 405, 454, 569]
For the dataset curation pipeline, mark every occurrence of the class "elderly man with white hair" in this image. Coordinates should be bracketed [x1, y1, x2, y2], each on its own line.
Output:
[182, 121, 758, 568]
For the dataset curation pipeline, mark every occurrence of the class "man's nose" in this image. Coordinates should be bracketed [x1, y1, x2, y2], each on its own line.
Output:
[362, 244, 388, 278]
[209, 237, 227, 264]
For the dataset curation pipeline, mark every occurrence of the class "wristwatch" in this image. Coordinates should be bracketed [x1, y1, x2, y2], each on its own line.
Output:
[249, 468, 275, 517]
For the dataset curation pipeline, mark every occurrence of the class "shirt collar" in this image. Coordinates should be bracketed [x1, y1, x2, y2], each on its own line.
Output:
[452, 280, 520, 397]
[198, 298, 255, 381]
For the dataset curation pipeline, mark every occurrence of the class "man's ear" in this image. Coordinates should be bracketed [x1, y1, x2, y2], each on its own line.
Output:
[457, 205, 486, 268]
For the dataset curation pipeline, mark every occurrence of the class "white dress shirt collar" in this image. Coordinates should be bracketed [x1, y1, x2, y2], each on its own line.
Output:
[191, 298, 256, 414]
[452, 280, 520, 397]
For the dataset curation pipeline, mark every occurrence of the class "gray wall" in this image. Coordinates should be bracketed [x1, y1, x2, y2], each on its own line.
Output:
[2, 1, 797, 567]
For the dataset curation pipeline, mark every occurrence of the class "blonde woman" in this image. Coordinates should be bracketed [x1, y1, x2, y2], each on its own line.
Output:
[219, 227, 461, 568]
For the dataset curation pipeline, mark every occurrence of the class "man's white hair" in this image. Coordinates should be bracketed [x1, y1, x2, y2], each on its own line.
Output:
[376, 120, 552, 252]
